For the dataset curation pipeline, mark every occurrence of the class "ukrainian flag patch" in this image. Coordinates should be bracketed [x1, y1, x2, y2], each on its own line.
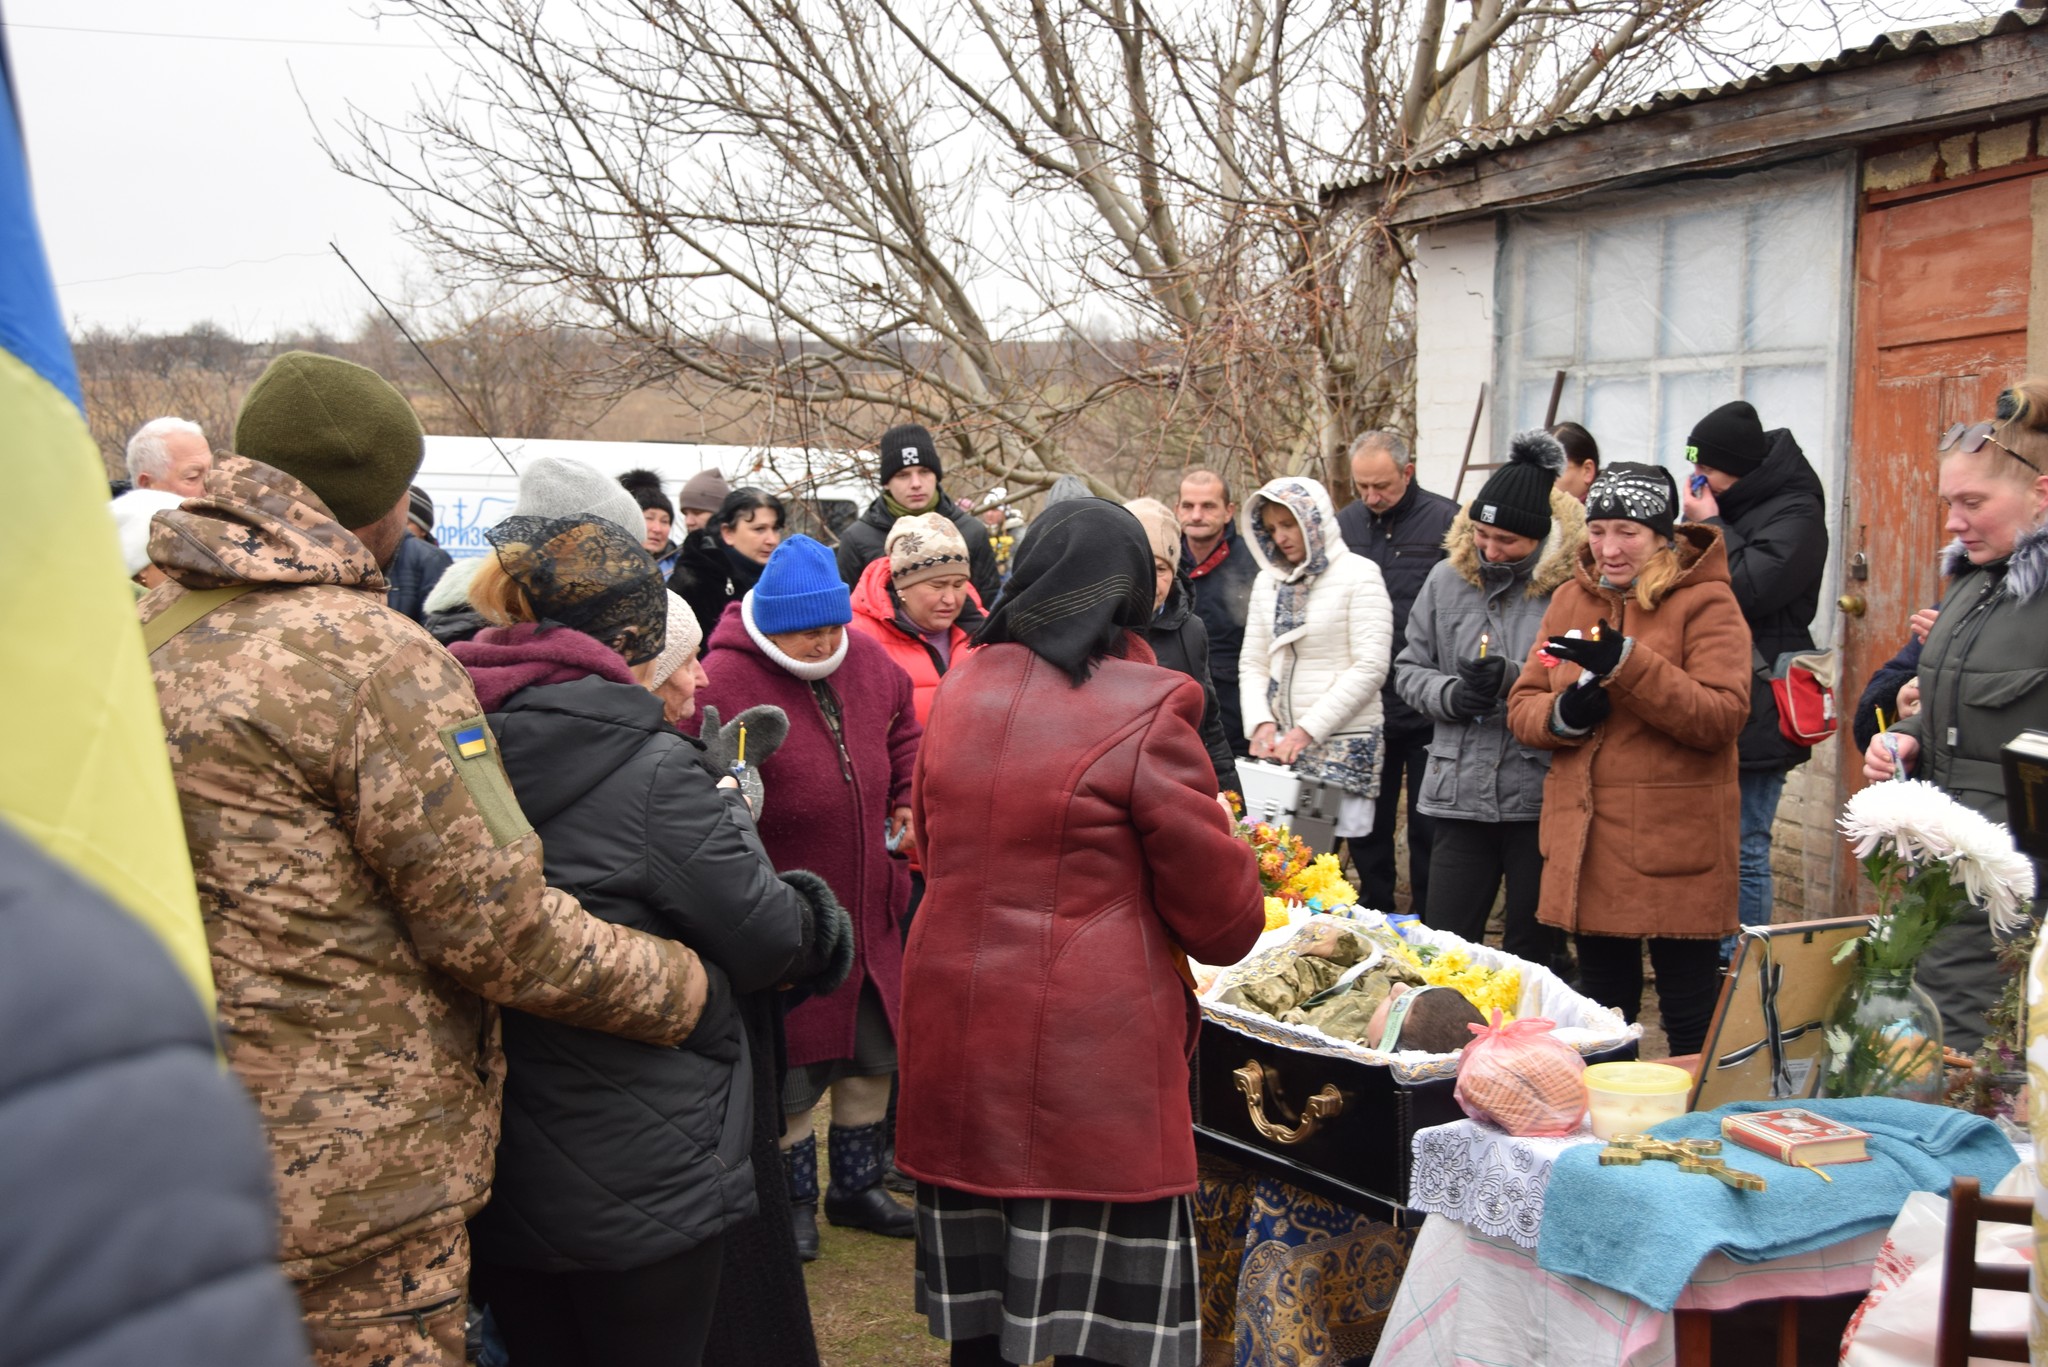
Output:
[454, 725, 489, 759]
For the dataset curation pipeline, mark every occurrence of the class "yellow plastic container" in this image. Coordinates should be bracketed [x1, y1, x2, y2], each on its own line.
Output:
[1583, 1061, 1693, 1139]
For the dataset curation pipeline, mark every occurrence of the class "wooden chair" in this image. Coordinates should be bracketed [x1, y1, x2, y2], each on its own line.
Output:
[1935, 1174, 2030, 1366]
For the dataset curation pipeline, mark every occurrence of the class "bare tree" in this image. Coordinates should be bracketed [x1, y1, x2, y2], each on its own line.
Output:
[76, 323, 255, 477]
[340, 0, 1840, 499]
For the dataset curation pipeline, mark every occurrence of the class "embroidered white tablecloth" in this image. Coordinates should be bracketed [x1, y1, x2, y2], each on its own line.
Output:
[1406, 1117, 1593, 1249]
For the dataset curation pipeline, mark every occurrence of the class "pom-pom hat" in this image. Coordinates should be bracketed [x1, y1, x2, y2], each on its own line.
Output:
[750, 534, 853, 634]
[1471, 430, 1565, 539]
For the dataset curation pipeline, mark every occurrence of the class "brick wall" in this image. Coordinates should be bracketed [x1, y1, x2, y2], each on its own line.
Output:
[1770, 742, 1847, 921]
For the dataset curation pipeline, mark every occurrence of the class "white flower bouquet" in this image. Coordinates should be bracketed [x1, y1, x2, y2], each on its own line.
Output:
[1825, 780, 2036, 1099]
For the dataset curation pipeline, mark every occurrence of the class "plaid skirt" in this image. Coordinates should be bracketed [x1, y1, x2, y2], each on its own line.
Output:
[914, 1183, 1200, 1367]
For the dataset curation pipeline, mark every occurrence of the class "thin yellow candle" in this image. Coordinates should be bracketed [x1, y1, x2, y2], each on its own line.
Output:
[737, 724, 747, 766]
[1478, 633, 1489, 658]
[1875, 707, 1888, 734]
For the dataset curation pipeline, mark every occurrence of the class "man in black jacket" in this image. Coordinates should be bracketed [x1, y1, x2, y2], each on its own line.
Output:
[1177, 469, 1258, 761]
[1680, 400, 1828, 956]
[1336, 431, 1458, 915]
[835, 424, 1002, 605]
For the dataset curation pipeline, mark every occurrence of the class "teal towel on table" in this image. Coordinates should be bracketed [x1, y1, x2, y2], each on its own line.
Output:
[1534, 1097, 2016, 1312]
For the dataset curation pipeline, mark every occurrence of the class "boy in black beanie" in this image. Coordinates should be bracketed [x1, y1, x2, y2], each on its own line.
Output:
[834, 422, 1002, 605]
[1677, 399, 1828, 958]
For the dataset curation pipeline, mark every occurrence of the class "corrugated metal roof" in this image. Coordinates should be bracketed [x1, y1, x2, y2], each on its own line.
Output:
[1325, 6, 2047, 196]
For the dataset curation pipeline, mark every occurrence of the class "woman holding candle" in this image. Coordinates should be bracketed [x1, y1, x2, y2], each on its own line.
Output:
[1395, 431, 1586, 965]
[692, 534, 924, 1257]
[1506, 464, 1751, 1057]
[1864, 379, 2048, 1050]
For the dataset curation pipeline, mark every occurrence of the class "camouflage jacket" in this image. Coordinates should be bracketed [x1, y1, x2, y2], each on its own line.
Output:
[143, 455, 708, 1280]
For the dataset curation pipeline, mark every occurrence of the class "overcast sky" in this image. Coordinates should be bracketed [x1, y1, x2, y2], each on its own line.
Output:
[7, 0, 1990, 342]
[9, 1, 441, 338]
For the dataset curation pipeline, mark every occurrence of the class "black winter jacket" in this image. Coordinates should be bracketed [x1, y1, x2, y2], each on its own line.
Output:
[0, 824, 309, 1367]
[835, 493, 1001, 606]
[385, 530, 452, 624]
[1337, 480, 1459, 735]
[1183, 522, 1259, 753]
[1704, 428, 1828, 771]
[1140, 572, 1239, 793]
[468, 676, 805, 1272]
[670, 529, 765, 645]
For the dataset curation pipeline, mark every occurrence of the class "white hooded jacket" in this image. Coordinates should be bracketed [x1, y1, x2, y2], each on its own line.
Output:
[1238, 477, 1394, 745]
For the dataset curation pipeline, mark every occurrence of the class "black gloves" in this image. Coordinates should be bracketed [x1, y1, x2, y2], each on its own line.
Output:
[1555, 681, 1613, 732]
[1543, 618, 1626, 680]
[697, 704, 789, 814]
[1449, 655, 1511, 718]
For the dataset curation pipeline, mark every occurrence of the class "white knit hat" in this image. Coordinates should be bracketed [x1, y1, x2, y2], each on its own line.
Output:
[109, 489, 185, 577]
[650, 592, 703, 687]
[515, 456, 647, 535]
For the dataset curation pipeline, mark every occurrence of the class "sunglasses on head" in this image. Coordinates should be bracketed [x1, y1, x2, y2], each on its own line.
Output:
[1940, 421, 2039, 473]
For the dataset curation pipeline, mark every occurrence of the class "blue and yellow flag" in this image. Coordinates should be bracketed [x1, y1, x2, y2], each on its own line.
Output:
[0, 48, 212, 1006]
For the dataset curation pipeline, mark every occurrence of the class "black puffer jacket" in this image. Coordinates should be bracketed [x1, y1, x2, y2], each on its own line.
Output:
[385, 530, 452, 624]
[1705, 428, 1828, 771]
[0, 823, 309, 1367]
[1336, 480, 1459, 735]
[1140, 572, 1238, 793]
[467, 676, 805, 1272]
[670, 529, 765, 644]
[835, 493, 1001, 606]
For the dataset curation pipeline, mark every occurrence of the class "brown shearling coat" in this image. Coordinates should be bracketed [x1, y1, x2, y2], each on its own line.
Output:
[1506, 525, 1752, 939]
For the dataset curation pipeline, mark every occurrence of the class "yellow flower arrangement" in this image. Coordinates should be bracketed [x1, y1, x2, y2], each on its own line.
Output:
[1393, 943, 1522, 1021]
[1263, 897, 1293, 931]
[1287, 854, 1357, 911]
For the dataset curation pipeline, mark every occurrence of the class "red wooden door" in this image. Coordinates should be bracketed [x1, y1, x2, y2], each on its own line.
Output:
[1836, 168, 2040, 912]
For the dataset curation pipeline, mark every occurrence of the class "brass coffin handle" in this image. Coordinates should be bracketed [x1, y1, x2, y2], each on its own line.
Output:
[1233, 1059, 1344, 1146]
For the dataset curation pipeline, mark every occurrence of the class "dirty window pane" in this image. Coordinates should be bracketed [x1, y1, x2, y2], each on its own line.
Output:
[1743, 364, 1829, 446]
[1661, 210, 1742, 358]
[1586, 223, 1660, 362]
[1517, 232, 1578, 362]
[1747, 196, 1837, 352]
[1584, 377, 1653, 462]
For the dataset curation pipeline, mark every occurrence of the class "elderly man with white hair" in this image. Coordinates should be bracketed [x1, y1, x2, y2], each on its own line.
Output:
[125, 416, 213, 497]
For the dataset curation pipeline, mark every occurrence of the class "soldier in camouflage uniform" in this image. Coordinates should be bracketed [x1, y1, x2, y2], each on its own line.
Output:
[140, 352, 711, 1367]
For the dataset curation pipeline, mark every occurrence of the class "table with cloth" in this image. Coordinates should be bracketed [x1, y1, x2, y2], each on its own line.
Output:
[1375, 1098, 2018, 1367]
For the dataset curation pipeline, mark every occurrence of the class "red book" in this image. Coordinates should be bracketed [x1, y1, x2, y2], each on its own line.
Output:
[1720, 1108, 1872, 1167]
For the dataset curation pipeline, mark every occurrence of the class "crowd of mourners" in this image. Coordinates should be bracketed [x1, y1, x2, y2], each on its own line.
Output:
[101, 348, 2048, 1367]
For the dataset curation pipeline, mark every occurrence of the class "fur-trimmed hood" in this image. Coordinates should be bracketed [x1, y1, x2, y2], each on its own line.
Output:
[1445, 487, 1587, 598]
[1940, 521, 2048, 603]
[1571, 521, 1729, 605]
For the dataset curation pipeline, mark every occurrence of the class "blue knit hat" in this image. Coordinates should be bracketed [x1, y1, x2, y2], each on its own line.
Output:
[750, 535, 853, 634]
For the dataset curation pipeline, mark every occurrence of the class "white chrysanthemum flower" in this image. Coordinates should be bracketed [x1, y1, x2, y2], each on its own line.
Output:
[1839, 779, 2036, 930]
[1940, 804, 2037, 933]
[1839, 779, 1957, 863]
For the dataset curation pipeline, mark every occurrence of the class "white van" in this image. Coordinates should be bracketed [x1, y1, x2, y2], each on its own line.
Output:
[415, 435, 875, 559]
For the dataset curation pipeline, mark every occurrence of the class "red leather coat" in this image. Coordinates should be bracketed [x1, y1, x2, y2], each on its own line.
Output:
[895, 640, 1264, 1200]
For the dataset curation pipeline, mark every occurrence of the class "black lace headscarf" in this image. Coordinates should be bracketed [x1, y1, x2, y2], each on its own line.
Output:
[485, 514, 668, 664]
[975, 498, 1153, 686]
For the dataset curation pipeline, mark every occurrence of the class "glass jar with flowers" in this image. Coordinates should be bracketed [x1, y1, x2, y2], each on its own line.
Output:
[1825, 779, 2035, 1102]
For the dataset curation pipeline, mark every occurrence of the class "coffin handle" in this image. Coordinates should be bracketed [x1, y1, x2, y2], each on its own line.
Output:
[1233, 1059, 1344, 1146]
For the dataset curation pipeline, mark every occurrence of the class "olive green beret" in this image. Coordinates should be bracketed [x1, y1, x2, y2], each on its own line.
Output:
[234, 351, 424, 530]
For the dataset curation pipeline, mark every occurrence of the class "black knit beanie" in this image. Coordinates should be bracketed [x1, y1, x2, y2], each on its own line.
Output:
[1685, 401, 1767, 477]
[1584, 462, 1678, 539]
[618, 468, 673, 519]
[1472, 430, 1564, 539]
[878, 423, 942, 483]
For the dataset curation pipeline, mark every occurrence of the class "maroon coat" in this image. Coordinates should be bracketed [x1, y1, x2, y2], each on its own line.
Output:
[694, 601, 920, 1068]
[895, 641, 1264, 1200]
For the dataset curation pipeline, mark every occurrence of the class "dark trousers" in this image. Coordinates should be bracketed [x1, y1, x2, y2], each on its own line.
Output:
[1424, 818, 1556, 967]
[1216, 675, 1249, 758]
[1353, 723, 1433, 914]
[475, 1235, 725, 1367]
[1574, 935, 1723, 1058]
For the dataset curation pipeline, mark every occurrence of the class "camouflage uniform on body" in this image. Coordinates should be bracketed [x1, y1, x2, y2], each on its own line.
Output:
[144, 455, 709, 1364]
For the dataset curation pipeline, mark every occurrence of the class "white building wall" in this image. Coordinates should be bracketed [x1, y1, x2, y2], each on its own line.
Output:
[1411, 219, 1499, 503]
